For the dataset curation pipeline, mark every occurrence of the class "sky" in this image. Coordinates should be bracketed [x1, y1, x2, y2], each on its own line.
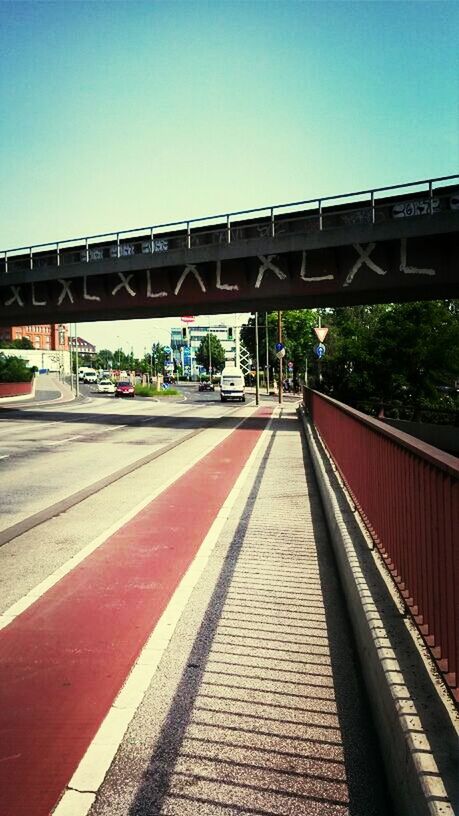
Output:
[1, 0, 458, 355]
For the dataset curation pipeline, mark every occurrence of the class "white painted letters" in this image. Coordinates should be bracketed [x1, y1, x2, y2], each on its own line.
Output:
[344, 244, 387, 287]
[174, 265, 206, 296]
[5, 285, 24, 307]
[255, 255, 287, 289]
[31, 283, 46, 306]
[216, 260, 238, 291]
[146, 270, 167, 298]
[83, 276, 101, 301]
[400, 238, 435, 276]
[112, 273, 136, 297]
[300, 251, 334, 282]
[57, 279, 74, 305]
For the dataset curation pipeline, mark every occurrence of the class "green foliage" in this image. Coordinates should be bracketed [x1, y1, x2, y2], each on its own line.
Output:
[0, 353, 35, 382]
[134, 384, 179, 397]
[0, 337, 34, 349]
[240, 310, 316, 377]
[321, 301, 459, 410]
[195, 333, 225, 372]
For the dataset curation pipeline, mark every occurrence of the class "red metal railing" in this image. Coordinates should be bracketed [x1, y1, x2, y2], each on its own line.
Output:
[303, 387, 458, 703]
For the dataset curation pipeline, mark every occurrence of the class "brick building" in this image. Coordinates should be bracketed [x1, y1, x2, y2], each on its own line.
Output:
[0, 323, 69, 351]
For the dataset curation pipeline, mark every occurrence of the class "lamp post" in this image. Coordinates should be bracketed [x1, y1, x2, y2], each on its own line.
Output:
[255, 312, 260, 406]
[265, 313, 270, 395]
[208, 327, 212, 381]
[278, 311, 283, 405]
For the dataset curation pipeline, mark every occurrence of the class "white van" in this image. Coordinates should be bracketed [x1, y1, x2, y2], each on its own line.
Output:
[220, 366, 245, 402]
[78, 367, 97, 383]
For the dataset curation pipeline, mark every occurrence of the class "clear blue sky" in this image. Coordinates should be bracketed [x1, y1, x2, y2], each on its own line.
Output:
[1, 0, 457, 352]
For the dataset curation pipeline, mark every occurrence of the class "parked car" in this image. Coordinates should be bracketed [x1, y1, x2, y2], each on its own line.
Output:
[115, 381, 135, 398]
[97, 379, 115, 394]
[198, 381, 215, 392]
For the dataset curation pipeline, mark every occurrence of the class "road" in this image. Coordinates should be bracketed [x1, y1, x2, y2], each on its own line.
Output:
[0, 383, 391, 816]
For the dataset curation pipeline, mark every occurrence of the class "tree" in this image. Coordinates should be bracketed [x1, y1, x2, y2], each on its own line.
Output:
[240, 310, 317, 381]
[0, 353, 35, 382]
[195, 333, 225, 373]
[321, 301, 459, 411]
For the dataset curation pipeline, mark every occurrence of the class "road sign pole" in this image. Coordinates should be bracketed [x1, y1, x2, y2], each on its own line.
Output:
[265, 313, 270, 396]
[255, 311, 260, 406]
[278, 311, 283, 405]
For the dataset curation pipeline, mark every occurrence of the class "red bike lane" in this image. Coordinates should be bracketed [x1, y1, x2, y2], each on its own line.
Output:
[0, 407, 272, 816]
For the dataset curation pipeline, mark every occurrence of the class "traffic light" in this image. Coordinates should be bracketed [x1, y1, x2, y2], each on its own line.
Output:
[228, 327, 233, 341]
[182, 327, 188, 340]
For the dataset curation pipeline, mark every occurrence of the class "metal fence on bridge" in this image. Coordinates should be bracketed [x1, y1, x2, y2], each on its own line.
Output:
[303, 387, 458, 703]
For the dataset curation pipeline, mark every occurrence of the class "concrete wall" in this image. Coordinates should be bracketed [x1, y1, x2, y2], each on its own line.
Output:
[0, 348, 71, 374]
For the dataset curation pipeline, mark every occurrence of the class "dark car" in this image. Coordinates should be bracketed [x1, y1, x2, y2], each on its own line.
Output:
[115, 381, 135, 398]
[198, 381, 215, 392]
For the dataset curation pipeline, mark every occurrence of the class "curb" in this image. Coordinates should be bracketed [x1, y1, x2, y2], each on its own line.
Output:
[298, 406, 458, 816]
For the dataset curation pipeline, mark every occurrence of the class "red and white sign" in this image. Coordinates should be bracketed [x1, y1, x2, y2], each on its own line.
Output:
[314, 327, 328, 343]
[181, 315, 195, 324]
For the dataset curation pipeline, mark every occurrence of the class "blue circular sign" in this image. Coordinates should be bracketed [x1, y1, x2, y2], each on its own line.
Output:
[275, 342, 284, 352]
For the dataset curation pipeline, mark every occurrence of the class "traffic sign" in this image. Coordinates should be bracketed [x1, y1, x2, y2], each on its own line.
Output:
[314, 343, 326, 358]
[181, 316, 195, 323]
[276, 348, 286, 359]
[287, 361, 294, 370]
[314, 327, 328, 343]
[275, 342, 284, 352]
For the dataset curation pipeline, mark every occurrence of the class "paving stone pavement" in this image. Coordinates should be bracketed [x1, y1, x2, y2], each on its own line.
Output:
[90, 408, 393, 816]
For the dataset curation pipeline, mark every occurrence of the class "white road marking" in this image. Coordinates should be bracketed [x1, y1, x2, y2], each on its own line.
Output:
[0, 454, 9, 460]
[52, 407, 276, 815]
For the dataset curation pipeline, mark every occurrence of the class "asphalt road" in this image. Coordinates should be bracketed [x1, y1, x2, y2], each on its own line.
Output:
[0, 382, 250, 534]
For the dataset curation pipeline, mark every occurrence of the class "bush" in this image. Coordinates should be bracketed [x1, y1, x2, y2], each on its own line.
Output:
[134, 384, 179, 397]
[0, 353, 35, 383]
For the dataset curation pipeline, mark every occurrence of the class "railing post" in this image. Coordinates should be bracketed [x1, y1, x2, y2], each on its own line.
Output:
[4, 251, 7, 274]
[271, 207, 275, 238]
[227, 215, 231, 244]
[85, 239, 89, 263]
[116, 232, 120, 258]
[150, 227, 154, 252]
[318, 200, 323, 230]
[429, 180, 433, 215]
[56, 242, 60, 267]
[29, 248, 33, 270]
[371, 190, 375, 224]
[187, 221, 191, 249]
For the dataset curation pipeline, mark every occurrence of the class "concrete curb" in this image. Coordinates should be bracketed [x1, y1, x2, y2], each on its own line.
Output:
[298, 406, 458, 816]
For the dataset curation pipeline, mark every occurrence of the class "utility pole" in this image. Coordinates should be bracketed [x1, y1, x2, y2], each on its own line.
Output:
[278, 310, 283, 405]
[265, 313, 270, 395]
[74, 324, 79, 398]
[69, 323, 74, 393]
[255, 312, 260, 406]
[208, 327, 212, 380]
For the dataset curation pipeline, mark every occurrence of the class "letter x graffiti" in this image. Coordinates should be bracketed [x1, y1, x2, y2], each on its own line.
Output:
[255, 255, 287, 289]
[343, 244, 387, 287]
[112, 273, 136, 297]
[5, 286, 24, 307]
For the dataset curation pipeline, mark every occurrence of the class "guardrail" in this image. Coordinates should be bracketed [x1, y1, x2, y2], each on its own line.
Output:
[303, 387, 458, 703]
[1, 174, 458, 276]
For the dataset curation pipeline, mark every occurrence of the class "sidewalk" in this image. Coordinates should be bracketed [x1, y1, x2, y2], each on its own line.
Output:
[83, 407, 392, 816]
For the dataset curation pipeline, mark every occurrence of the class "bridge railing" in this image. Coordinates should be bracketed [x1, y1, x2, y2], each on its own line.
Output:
[1, 174, 458, 276]
[303, 386, 458, 703]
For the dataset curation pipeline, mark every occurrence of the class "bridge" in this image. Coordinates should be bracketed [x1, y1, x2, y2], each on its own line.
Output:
[0, 175, 458, 325]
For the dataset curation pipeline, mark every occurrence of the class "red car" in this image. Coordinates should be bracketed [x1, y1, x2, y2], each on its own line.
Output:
[115, 381, 135, 398]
